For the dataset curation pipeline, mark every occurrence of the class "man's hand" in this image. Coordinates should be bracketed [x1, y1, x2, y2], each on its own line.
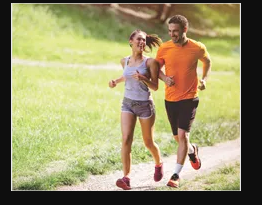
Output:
[165, 76, 175, 87]
[198, 79, 206, 91]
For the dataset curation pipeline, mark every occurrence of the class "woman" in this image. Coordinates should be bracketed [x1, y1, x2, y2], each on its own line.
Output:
[109, 29, 163, 190]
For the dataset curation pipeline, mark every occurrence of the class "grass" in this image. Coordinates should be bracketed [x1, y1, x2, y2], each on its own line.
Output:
[12, 4, 240, 72]
[12, 3, 240, 190]
[12, 64, 240, 190]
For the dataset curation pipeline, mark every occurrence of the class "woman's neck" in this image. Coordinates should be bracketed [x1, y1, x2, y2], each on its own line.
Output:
[131, 53, 143, 61]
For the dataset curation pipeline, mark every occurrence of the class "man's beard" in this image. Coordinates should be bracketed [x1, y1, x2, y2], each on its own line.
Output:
[172, 36, 181, 43]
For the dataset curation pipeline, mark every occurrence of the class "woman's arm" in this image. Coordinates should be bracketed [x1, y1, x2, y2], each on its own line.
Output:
[109, 75, 125, 88]
[109, 58, 126, 88]
[133, 58, 159, 91]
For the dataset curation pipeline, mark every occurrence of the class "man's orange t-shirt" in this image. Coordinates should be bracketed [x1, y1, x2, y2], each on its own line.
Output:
[156, 38, 210, 102]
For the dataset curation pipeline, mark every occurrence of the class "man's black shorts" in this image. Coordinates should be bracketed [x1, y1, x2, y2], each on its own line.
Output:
[165, 97, 199, 135]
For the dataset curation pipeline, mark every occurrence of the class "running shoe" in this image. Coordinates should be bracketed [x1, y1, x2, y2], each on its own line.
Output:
[167, 173, 180, 188]
[188, 143, 201, 170]
[116, 176, 131, 190]
[154, 163, 163, 182]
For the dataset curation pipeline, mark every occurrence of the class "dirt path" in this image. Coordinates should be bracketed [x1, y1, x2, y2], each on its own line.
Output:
[12, 58, 234, 75]
[12, 58, 121, 70]
[56, 138, 240, 191]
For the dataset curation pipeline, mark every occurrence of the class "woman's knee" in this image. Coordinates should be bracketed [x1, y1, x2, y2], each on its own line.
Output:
[122, 135, 133, 146]
[143, 139, 155, 149]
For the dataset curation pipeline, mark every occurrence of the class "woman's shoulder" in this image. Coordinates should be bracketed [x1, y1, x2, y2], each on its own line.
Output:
[120, 56, 130, 65]
[121, 56, 130, 61]
[143, 55, 154, 61]
[145, 57, 158, 68]
[144, 56, 156, 62]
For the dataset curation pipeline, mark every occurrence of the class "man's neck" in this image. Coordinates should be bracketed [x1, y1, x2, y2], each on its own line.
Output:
[174, 37, 188, 47]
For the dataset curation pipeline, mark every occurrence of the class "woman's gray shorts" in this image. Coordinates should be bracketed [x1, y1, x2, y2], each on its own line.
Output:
[121, 97, 155, 119]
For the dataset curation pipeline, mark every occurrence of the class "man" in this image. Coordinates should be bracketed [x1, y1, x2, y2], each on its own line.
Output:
[155, 15, 212, 188]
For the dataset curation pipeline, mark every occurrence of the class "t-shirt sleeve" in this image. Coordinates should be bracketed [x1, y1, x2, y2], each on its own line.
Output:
[155, 46, 165, 67]
[198, 42, 210, 62]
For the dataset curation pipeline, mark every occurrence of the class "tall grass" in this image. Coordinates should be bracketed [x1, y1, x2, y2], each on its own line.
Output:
[12, 3, 240, 190]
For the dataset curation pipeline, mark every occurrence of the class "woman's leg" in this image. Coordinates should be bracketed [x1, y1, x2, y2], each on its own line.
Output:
[139, 113, 162, 165]
[120, 112, 137, 177]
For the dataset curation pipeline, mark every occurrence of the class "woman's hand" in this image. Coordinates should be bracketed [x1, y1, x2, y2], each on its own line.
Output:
[132, 70, 147, 81]
[109, 80, 117, 88]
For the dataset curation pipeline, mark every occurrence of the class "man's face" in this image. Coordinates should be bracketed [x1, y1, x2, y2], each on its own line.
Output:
[168, 23, 184, 43]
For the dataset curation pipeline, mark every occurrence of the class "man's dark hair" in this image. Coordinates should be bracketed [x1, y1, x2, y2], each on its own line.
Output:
[168, 15, 189, 30]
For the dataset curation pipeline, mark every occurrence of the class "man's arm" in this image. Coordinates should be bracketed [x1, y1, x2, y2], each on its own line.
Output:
[155, 46, 175, 87]
[201, 57, 211, 82]
[198, 56, 212, 90]
[158, 62, 175, 87]
[159, 66, 166, 82]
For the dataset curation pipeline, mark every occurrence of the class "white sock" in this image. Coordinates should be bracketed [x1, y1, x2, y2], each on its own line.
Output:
[174, 163, 183, 175]
[188, 143, 194, 154]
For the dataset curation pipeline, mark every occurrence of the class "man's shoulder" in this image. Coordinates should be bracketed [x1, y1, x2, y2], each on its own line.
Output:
[188, 38, 206, 49]
[158, 40, 173, 50]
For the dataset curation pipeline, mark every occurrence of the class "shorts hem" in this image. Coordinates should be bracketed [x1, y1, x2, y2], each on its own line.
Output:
[139, 111, 155, 119]
[121, 111, 135, 115]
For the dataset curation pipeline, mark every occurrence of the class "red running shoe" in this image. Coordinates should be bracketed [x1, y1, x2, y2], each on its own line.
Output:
[188, 143, 201, 170]
[154, 163, 163, 182]
[116, 177, 131, 190]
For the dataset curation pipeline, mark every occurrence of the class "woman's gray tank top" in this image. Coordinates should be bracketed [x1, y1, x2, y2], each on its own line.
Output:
[123, 56, 152, 101]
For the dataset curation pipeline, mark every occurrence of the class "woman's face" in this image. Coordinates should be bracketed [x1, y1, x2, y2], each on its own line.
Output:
[130, 32, 146, 52]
